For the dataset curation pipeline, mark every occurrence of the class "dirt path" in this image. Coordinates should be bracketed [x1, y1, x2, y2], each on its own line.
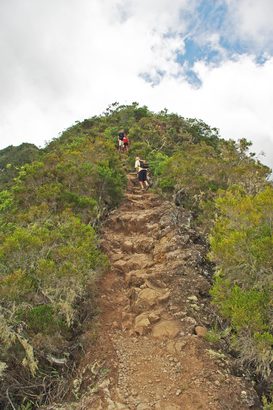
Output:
[75, 175, 259, 410]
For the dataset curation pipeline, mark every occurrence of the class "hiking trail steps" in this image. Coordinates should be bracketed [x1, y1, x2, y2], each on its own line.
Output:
[75, 174, 259, 410]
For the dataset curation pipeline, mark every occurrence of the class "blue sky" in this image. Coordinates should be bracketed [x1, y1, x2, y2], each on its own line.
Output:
[143, 0, 271, 86]
[0, 0, 273, 169]
[182, 1, 230, 63]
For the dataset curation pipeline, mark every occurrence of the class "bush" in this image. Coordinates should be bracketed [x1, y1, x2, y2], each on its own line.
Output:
[210, 186, 273, 378]
[17, 305, 67, 335]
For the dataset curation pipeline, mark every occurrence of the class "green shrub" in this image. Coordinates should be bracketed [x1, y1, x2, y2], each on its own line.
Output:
[19, 305, 66, 334]
[210, 186, 273, 378]
[0, 270, 34, 302]
[262, 395, 273, 410]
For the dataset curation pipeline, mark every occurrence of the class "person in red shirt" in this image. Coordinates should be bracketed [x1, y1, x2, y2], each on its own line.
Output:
[123, 134, 129, 151]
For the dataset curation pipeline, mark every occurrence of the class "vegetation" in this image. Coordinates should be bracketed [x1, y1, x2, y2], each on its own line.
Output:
[0, 102, 272, 407]
[0, 130, 126, 408]
[209, 186, 273, 378]
[0, 143, 40, 190]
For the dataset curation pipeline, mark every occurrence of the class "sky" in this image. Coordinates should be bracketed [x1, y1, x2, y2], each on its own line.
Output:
[1, 0, 273, 170]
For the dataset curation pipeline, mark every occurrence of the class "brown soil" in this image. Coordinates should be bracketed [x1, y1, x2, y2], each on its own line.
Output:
[46, 175, 261, 410]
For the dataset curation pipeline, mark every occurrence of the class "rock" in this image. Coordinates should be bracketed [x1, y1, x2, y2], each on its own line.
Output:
[138, 288, 161, 305]
[133, 288, 170, 312]
[134, 313, 151, 335]
[187, 295, 198, 302]
[135, 237, 155, 252]
[153, 233, 178, 256]
[113, 259, 128, 273]
[111, 253, 124, 262]
[148, 312, 161, 323]
[152, 320, 180, 339]
[195, 326, 208, 337]
[126, 253, 154, 270]
[114, 254, 153, 274]
[166, 340, 187, 354]
[122, 240, 134, 252]
[125, 270, 148, 286]
[158, 290, 171, 303]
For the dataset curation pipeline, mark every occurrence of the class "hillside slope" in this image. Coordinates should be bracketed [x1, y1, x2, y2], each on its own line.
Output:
[52, 174, 260, 410]
[0, 143, 40, 189]
[0, 103, 272, 408]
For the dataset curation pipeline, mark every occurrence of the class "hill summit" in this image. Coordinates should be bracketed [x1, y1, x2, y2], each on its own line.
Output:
[0, 103, 272, 409]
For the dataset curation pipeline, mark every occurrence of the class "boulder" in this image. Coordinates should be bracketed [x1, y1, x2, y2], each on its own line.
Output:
[138, 288, 161, 305]
[134, 313, 151, 335]
[158, 290, 171, 303]
[195, 326, 208, 337]
[113, 259, 127, 273]
[122, 240, 134, 252]
[148, 311, 161, 323]
[152, 320, 180, 339]
[125, 253, 153, 271]
[125, 270, 148, 286]
[166, 339, 187, 354]
[133, 288, 170, 313]
[111, 253, 124, 262]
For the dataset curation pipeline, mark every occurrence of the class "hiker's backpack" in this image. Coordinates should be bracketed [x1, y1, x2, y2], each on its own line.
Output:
[140, 160, 149, 169]
[118, 132, 125, 140]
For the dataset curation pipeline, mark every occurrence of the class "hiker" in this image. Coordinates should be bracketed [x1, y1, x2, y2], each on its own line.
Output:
[118, 130, 125, 151]
[123, 134, 129, 151]
[135, 156, 149, 190]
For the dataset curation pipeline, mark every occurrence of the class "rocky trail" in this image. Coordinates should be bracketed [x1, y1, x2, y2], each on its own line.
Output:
[57, 174, 260, 410]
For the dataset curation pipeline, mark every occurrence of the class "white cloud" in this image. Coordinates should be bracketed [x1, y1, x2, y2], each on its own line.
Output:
[183, 55, 273, 169]
[132, 55, 273, 170]
[225, 0, 273, 50]
[0, 0, 272, 172]
[0, 0, 193, 147]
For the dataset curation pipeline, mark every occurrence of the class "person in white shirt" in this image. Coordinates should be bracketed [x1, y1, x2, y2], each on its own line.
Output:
[135, 156, 149, 190]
